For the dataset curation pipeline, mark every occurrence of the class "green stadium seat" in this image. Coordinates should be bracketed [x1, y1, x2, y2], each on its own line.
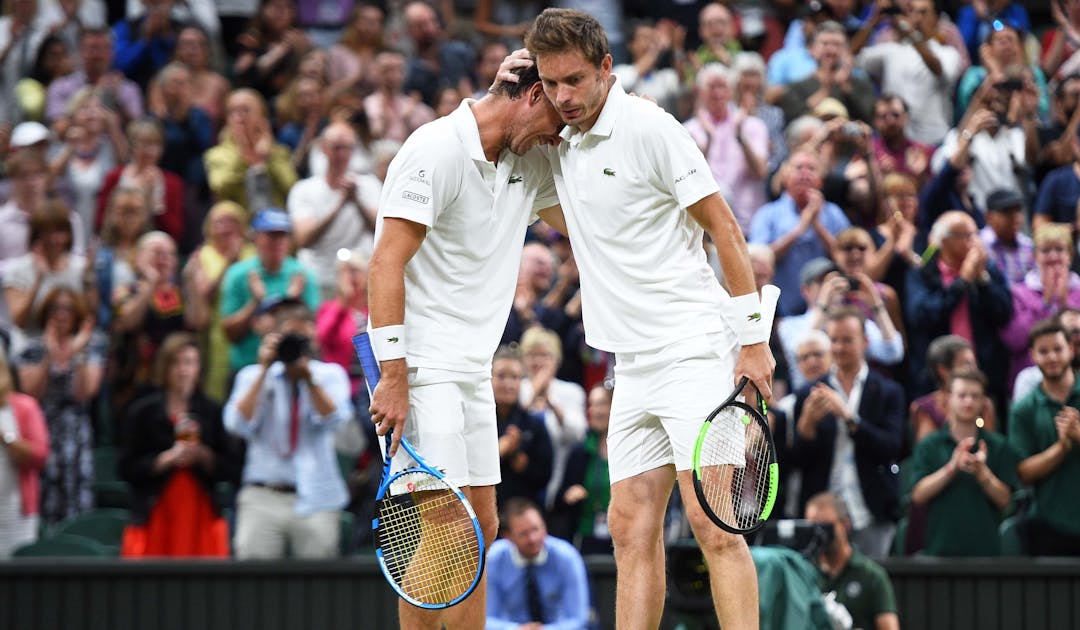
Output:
[51, 508, 129, 551]
[92, 446, 132, 508]
[340, 511, 356, 556]
[12, 533, 113, 557]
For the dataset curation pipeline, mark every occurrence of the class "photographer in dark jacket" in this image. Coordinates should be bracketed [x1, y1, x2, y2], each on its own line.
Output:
[119, 332, 241, 557]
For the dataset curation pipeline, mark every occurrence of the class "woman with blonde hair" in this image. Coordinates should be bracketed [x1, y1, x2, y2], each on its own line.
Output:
[182, 202, 255, 401]
[1000, 223, 1080, 390]
[93, 186, 152, 329]
[518, 327, 586, 512]
[0, 345, 49, 558]
[204, 88, 298, 213]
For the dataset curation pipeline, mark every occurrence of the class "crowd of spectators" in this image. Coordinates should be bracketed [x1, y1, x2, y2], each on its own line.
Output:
[0, 0, 1077, 617]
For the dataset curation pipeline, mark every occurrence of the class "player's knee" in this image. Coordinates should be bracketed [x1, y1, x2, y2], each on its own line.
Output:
[608, 501, 663, 549]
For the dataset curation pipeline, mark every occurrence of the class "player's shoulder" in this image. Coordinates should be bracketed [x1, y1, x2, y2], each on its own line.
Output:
[619, 93, 683, 134]
[397, 116, 464, 163]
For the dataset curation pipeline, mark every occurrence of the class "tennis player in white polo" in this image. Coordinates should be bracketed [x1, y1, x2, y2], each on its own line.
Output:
[503, 9, 776, 630]
[366, 65, 564, 629]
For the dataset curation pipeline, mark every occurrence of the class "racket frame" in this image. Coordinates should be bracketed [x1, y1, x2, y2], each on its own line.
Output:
[691, 376, 780, 535]
[353, 333, 486, 609]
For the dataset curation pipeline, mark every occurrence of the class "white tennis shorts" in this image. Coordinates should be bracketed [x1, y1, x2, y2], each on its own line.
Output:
[607, 331, 741, 483]
[387, 367, 501, 488]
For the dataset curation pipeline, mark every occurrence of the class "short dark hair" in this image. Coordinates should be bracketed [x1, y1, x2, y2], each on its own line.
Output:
[28, 199, 73, 247]
[525, 8, 610, 67]
[488, 57, 542, 100]
[875, 92, 908, 113]
[271, 298, 313, 328]
[948, 367, 987, 393]
[926, 334, 973, 386]
[499, 497, 542, 529]
[809, 20, 846, 45]
[1028, 318, 1067, 349]
[825, 304, 866, 328]
[36, 286, 89, 331]
[1056, 73, 1080, 99]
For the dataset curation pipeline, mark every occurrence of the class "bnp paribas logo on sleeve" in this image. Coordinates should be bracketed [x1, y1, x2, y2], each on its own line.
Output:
[508, 175, 523, 184]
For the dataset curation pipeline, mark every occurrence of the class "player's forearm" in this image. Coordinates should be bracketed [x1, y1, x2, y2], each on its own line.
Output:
[976, 468, 1011, 509]
[367, 257, 407, 328]
[1017, 443, 1070, 485]
[691, 196, 756, 297]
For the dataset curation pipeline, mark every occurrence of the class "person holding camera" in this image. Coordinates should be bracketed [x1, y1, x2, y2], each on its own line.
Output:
[224, 298, 351, 559]
[777, 257, 903, 392]
[855, 0, 963, 146]
[804, 492, 900, 630]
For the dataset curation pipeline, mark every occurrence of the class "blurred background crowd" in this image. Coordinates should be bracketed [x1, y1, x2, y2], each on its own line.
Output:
[0, 0, 1076, 624]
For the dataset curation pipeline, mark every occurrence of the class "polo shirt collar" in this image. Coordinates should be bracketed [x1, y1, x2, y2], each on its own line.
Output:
[559, 76, 624, 144]
[449, 99, 489, 164]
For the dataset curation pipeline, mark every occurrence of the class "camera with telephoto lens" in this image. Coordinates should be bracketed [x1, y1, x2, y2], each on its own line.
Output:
[276, 333, 310, 364]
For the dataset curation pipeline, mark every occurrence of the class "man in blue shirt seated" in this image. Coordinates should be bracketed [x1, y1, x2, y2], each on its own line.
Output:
[487, 498, 591, 630]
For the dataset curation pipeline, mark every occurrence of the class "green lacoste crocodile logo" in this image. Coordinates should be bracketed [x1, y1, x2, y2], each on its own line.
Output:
[603, 168, 616, 176]
[747, 312, 761, 322]
[508, 175, 523, 184]
[387, 337, 399, 343]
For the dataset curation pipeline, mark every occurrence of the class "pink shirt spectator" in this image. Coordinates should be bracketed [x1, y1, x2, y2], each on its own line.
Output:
[316, 299, 368, 395]
[363, 92, 435, 144]
[6, 392, 49, 517]
[683, 107, 768, 233]
[937, 258, 974, 344]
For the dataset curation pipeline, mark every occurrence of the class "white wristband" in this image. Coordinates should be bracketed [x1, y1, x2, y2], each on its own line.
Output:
[370, 325, 407, 361]
[728, 292, 769, 346]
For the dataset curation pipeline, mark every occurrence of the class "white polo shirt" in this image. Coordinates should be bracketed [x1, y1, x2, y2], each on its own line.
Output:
[376, 100, 559, 372]
[543, 78, 731, 353]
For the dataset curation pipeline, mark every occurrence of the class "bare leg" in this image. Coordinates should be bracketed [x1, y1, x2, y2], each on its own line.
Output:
[398, 485, 498, 630]
[609, 465, 676, 630]
[676, 470, 759, 630]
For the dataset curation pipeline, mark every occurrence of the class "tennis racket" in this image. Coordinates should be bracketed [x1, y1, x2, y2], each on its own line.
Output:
[691, 376, 779, 535]
[353, 332, 485, 609]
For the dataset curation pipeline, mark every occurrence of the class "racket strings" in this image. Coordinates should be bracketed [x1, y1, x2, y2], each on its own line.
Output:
[378, 472, 481, 604]
[699, 406, 774, 530]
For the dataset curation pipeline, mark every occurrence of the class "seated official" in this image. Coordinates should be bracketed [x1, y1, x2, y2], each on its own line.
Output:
[486, 498, 591, 630]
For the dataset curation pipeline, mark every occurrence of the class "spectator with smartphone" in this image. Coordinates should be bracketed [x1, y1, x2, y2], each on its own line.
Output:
[1009, 319, 1080, 555]
[777, 258, 903, 392]
[907, 368, 1018, 556]
[856, 0, 964, 145]
[224, 298, 351, 559]
[956, 19, 1049, 124]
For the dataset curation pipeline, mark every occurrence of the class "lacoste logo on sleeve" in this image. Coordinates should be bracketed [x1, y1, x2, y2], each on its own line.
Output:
[603, 168, 616, 176]
[509, 175, 523, 184]
[402, 190, 430, 204]
[675, 168, 697, 183]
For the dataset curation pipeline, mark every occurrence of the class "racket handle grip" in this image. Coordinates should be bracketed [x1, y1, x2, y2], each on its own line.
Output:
[352, 333, 382, 395]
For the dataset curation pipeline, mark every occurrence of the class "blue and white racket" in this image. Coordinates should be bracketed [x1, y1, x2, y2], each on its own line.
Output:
[353, 333, 485, 609]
